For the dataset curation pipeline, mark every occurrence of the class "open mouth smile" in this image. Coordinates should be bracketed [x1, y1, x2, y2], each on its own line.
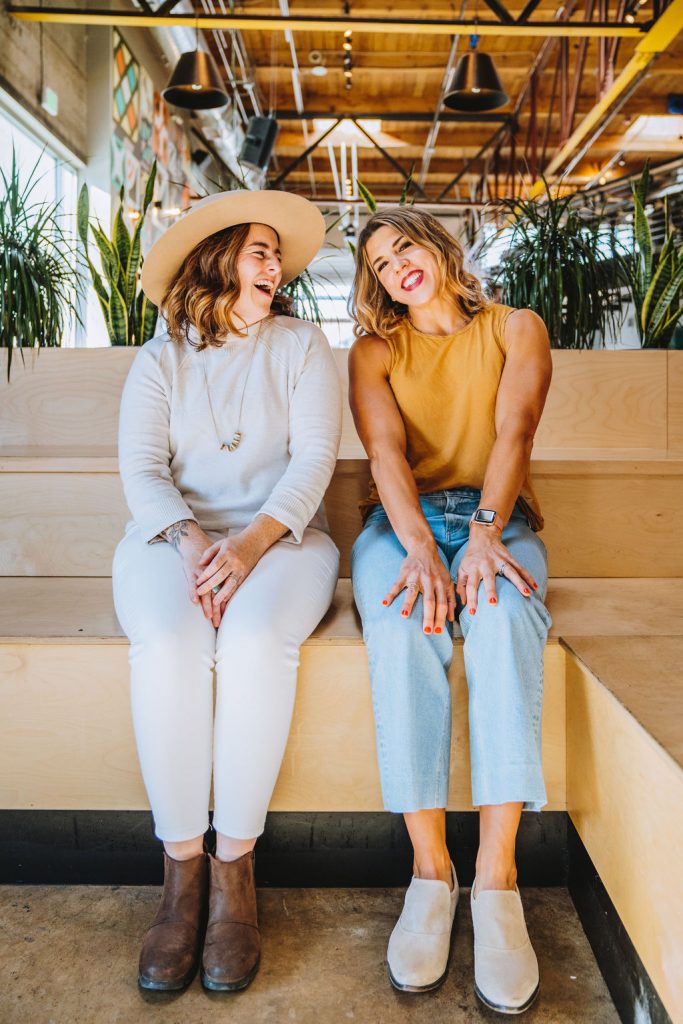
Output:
[254, 279, 275, 295]
[401, 270, 424, 291]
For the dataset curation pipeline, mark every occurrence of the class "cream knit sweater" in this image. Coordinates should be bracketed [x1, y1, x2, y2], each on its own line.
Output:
[118, 314, 342, 544]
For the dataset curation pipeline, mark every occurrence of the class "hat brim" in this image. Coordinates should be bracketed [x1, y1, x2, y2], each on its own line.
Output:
[141, 189, 326, 307]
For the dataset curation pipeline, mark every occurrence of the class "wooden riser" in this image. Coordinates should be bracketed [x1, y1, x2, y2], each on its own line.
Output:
[2, 461, 682, 577]
[1, 348, 681, 452]
[0, 642, 566, 813]
[566, 649, 683, 1023]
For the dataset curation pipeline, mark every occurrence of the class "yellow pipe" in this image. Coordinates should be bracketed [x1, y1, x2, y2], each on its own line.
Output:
[8, 9, 644, 37]
[532, 0, 683, 191]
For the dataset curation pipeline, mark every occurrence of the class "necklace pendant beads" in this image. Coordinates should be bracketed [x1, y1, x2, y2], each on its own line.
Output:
[221, 431, 243, 452]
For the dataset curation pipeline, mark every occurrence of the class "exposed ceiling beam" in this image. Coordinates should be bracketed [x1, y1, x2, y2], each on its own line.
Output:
[7, 7, 646, 37]
[273, 111, 514, 123]
[536, 0, 683, 185]
[481, 0, 516, 23]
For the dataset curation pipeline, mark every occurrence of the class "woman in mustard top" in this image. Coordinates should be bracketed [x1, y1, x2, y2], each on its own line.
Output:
[349, 207, 553, 1014]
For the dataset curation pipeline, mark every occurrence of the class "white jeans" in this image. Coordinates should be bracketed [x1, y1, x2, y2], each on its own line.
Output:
[112, 524, 339, 842]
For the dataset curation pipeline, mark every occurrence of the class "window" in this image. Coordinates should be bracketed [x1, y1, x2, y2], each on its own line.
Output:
[0, 92, 82, 345]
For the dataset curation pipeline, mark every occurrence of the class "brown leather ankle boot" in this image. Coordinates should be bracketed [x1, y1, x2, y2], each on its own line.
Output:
[201, 851, 261, 991]
[138, 852, 208, 991]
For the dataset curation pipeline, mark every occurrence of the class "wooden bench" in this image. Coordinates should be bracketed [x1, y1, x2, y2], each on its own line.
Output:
[1, 344, 682, 1019]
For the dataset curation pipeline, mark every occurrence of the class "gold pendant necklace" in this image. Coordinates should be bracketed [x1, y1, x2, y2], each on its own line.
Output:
[202, 319, 264, 452]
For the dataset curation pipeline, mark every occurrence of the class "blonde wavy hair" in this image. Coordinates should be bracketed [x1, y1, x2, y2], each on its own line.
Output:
[351, 207, 489, 339]
[162, 223, 293, 349]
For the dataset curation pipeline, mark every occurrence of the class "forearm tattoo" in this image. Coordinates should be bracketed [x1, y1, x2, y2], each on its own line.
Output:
[160, 520, 191, 552]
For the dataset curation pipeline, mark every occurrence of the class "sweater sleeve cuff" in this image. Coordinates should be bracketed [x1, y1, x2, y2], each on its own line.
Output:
[139, 497, 198, 544]
[257, 495, 307, 545]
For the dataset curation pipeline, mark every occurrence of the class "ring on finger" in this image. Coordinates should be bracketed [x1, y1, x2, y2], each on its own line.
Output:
[407, 582, 419, 592]
[212, 584, 221, 594]
[497, 562, 508, 577]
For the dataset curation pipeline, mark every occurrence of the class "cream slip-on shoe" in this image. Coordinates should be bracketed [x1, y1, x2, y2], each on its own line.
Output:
[387, 862, 459, 993]
[471, 883, 539, 1014]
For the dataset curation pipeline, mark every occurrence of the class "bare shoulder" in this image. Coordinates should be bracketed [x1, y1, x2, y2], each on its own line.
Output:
[349, 332, 392, 378]
[505, 308, 550, 348]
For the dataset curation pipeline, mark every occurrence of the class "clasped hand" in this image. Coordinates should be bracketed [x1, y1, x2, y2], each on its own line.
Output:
[181, 531, 260, 628]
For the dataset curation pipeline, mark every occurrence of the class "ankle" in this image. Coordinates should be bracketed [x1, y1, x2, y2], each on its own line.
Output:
[413, 853, 454, 890]
[215, 836, 256, 863]
[474, 862, 517, 893]
[164, 839, 204, 862]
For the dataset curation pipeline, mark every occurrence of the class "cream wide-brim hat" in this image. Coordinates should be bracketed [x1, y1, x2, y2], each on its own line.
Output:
[141, 189, 326, 307]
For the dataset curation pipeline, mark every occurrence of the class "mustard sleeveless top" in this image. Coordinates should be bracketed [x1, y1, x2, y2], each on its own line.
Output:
[361, 303, 544, 532]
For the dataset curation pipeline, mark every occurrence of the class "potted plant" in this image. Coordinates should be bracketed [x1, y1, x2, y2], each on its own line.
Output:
[618, 163, 683, 349]
[77, 162, 158, 346]
[486, 179, 623, 349]
[0, 148, 83, 380]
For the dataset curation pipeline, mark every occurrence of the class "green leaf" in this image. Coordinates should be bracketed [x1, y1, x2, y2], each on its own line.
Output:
[77, 183, 90, 247]
[356, 179, 377, 213]
[113, 206, 131, 275]
[108, 284, 129, 345]
[142, 160, 157, 214]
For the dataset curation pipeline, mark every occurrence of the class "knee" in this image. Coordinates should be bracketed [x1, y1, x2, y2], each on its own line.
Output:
[130, 615, 214, 666]
[464, 584, 551, 643]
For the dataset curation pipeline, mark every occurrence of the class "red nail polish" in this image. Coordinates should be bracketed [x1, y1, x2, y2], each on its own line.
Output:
[424, 626, 432, 634]
[469, 607, 476, 615]
[489, 597, 497, 604]
[533, 583, 538, 589]
[382, 599, 388, 606]
[435, 627, 442, 634]
[523, 589, 530, 596]
[402, 610, 408, 617]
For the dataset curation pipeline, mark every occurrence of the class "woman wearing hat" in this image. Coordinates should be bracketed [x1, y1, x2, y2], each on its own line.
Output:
[348, 208, 552, 1014]
[112, 190, 341, 993]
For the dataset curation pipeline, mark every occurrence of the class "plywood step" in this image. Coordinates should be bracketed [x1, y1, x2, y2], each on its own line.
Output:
[2, 449, 683, 577]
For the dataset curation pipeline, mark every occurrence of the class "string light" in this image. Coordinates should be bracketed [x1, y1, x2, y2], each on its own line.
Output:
[343, 26, 353, 90]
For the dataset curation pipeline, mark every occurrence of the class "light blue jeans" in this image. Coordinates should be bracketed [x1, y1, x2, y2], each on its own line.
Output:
[351, 488, 552, 814]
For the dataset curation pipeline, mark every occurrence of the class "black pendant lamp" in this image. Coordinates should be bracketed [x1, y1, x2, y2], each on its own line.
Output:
[443, 35, 508, 112]
[162, 48, 230, 111]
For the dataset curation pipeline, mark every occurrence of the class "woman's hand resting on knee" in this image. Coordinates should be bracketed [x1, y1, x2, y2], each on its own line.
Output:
[384, 544, 456, 635]
[456, 524, 538, 616]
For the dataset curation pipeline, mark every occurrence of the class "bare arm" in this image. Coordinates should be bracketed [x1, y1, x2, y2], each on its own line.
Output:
[349, 335, 456, 633]
[457, 308, 553, 611]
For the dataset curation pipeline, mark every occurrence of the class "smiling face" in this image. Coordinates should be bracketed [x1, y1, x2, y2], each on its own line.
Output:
[364, 225, 442, 309]
[233, 222, 283, 321]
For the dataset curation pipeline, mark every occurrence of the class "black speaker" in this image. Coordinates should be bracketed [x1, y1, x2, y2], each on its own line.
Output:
[667, 93, 683, 114]
[239, 116, 278, 170]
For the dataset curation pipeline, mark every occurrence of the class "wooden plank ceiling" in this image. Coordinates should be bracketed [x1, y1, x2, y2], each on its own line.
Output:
[188, 0, 683, 200]
[198, 0, 683, 201]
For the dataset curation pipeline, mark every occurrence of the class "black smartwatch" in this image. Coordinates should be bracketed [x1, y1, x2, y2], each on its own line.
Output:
[471, 508, 498, 526]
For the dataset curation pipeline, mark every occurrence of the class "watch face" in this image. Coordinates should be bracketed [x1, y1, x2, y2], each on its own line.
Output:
[475, 509, 496, 524]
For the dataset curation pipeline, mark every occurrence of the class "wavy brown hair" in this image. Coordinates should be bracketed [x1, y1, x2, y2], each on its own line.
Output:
[351, 207, 489, 339]
[162, 223, 293, 349]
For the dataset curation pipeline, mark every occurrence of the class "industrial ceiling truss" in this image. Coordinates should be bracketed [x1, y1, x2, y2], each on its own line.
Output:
[9, 0, 683, 203]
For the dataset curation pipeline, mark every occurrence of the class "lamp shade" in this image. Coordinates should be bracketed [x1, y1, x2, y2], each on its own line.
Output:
[443, 50, 508, 112]
[162, 50, 230, 110]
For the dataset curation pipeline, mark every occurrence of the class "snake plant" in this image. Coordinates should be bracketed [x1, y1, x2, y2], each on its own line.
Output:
[490, 179, 622, 349]
[1, 147, 83, 380]
[77, 162, 158, 346]
[618, 163, 683, 349]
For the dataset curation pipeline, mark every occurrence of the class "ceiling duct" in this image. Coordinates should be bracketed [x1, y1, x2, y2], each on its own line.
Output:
[141, 0, 264, 187]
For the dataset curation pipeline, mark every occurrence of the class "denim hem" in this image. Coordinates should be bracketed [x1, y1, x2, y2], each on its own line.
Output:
[471, 765, 547, 815]
[381, 796, 450, 814]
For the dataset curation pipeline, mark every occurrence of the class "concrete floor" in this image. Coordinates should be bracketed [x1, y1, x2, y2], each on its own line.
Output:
[0, 886, 618, 1024]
